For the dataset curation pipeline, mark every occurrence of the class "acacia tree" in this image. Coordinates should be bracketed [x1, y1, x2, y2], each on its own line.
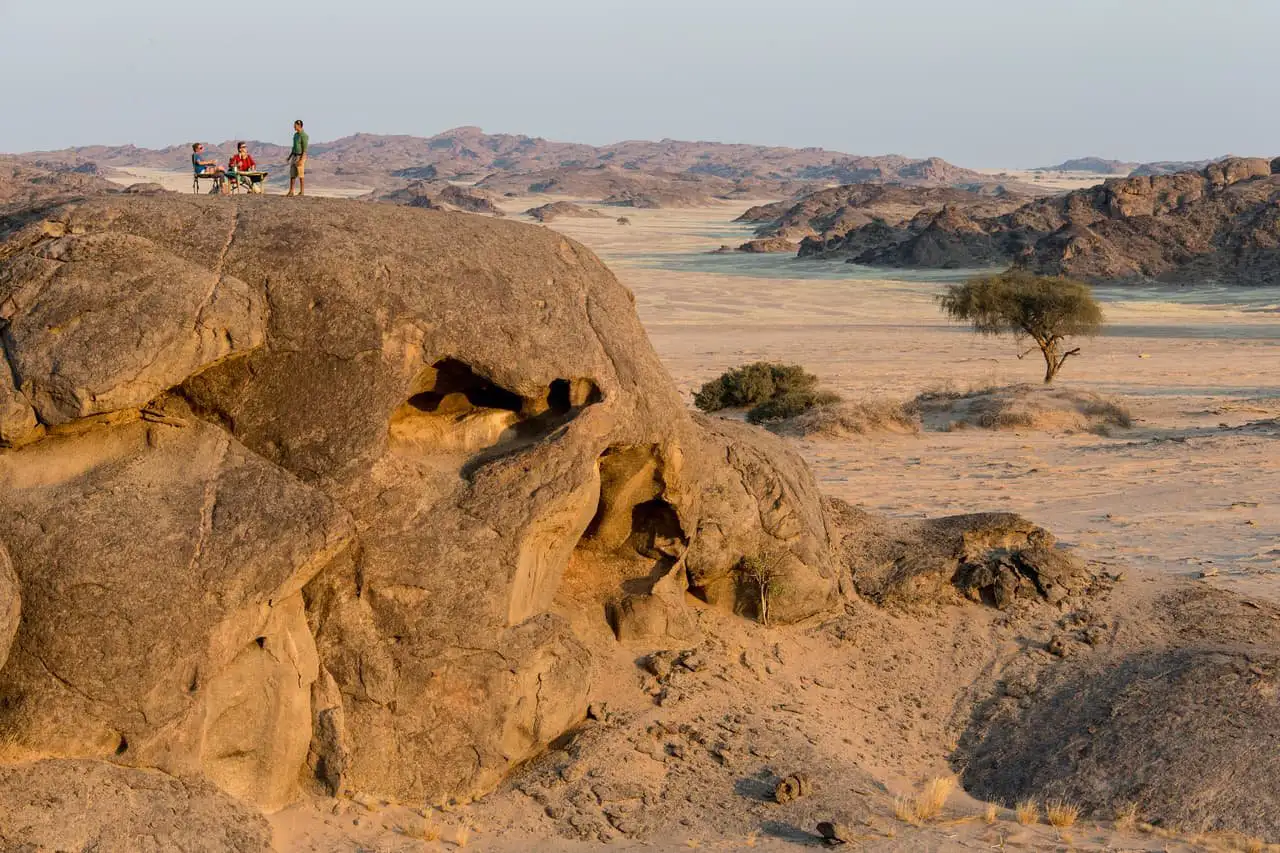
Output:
[937, 270, 1104, 383]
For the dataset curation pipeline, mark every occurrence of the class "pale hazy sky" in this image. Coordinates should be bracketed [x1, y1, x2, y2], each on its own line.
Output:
[2, 0, 1276, 168]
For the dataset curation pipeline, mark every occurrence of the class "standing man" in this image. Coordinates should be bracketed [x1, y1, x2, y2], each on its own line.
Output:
[287, 119, 309, 197]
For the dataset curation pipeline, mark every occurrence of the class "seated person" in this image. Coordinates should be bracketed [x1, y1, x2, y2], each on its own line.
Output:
[191, 143, 226, 191]
[227, 142, 259, 191]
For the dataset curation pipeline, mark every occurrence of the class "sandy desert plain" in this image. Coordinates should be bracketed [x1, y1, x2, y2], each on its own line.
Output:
[90, 171, 1280, 852]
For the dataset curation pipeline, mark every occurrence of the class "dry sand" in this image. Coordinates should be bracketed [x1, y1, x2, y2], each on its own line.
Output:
[269, 197, 1279, 851]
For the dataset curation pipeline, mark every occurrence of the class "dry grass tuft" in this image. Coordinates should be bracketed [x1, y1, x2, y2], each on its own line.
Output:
[915, 776, 957, 821]
[1014, 798, 1039, 825]
[1114, 801, 1139, 831]
[453, 823, 472, 848]
[743, 830, 760, 848]
[893, 776, 957, 824]
[984, 803, 999, 824]
[1045, 800, 1079, 828]
[402, 816, 442, 841]
[893, 795, 920, 825]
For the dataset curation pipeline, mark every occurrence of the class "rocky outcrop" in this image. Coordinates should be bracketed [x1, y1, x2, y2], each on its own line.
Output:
[826, 498, 1090, 609]
[736, 237, 798, 253]
[804, 157, 1280, 282]
[0, 759, 273, 852]
[0, 194, 839, 814]
[525, 201, 607, 222]
[752, 183, 1026, 245]
[958, 588, 1280, 836]
[378, 181, 506, 215]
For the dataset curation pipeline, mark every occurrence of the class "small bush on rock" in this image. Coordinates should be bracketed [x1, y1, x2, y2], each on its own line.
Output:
[694, 362, 819, 412]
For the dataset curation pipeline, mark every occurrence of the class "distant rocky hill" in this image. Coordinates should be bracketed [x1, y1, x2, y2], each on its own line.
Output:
[1127, 156, 1226, 176]
[800, 157, 1280, 283]
[740, 183, 1029, 243]
[376, 181, 506, 215]
[523, 201, 606, 222]
[1035, 157, 1136, 175]
[0, 157, 117, 221]
[15, 126, 1016, 206]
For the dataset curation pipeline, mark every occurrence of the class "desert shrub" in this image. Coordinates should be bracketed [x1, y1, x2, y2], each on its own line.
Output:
[746, 389, 841, 424]
[737, 552, 788, 625]
[694, 362, 819, 412]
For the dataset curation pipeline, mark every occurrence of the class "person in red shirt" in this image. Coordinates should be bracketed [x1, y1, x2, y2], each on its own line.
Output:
[227, 142, 261, 193]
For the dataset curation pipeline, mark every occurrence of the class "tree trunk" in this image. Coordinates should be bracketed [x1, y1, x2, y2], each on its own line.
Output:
[1040, 342, 1059, 384]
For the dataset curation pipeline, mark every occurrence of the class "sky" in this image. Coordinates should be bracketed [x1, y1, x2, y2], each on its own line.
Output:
[2, 0, 1278, 168]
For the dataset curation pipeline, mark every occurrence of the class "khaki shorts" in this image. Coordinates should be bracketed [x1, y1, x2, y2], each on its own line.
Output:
[290, 156, 306, 178]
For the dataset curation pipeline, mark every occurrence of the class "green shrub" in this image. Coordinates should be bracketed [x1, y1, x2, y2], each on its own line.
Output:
[746, 390, 842, 424]
[693, 362, 819, 412]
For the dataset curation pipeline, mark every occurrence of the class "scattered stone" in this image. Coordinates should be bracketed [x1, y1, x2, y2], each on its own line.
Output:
[774, 772, 812, 804]
[817, 820, 853, 845]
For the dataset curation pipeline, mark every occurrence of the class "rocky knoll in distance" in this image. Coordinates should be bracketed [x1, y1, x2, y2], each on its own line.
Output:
[374, 180, 507, 215]
[1035, 156, 1137, 175]
[0, 191, 1275, 847]
[738, 183, 1029, 243]
[14, 125, 1031, 206]
[524, 201, 608, 222]
[799, 157, 1280, 283]
[0, 156, 117, 219]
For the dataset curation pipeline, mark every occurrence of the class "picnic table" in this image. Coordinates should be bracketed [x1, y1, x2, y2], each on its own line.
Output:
[231, 170, 269, 193]
[192, 169, 270, 194]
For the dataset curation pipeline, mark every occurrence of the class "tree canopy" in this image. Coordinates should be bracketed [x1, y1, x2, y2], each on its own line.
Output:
[938, 270, 1104, 383]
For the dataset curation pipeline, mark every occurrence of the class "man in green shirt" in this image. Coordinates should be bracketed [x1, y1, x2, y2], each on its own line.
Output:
[287, 119, 309, 197]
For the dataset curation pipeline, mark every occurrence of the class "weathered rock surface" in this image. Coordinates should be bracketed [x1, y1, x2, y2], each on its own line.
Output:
[0, 194, 838, 813]
[0, 543, 17, 673]
[0, 758, 273, 852]
[0, 231, 265, 425]
[825, 498, 1089, 609]
[0, 413, 350, 811]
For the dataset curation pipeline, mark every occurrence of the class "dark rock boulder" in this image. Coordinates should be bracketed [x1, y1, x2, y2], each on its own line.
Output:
[825, 498, 1090, 609]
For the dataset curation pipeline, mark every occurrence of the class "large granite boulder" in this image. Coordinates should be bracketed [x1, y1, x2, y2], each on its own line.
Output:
[0, 194, 838, 810]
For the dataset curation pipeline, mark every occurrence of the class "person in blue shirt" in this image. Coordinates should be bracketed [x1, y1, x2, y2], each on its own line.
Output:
[191, 143, 227, 192]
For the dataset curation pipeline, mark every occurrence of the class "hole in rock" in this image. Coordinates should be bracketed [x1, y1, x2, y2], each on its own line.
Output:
[389, 358, 600, 464]
[115, 735, 129, 755]
[560, 445, 690, 638]
[254, 636, 266, 649]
